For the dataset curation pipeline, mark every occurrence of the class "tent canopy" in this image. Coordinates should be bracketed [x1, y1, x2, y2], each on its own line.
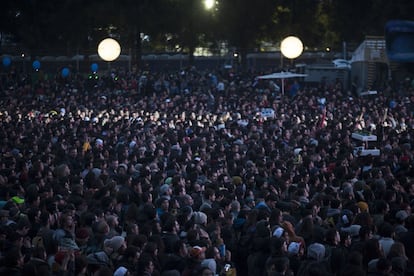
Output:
[257, 72, 307, 79]
[257, 71, 307, 95]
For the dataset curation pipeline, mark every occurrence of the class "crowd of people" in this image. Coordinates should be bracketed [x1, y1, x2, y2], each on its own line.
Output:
[0, 64, 413, 276]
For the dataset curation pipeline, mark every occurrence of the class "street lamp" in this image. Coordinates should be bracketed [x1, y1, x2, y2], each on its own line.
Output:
[98, 38, 121, 62]
[280, 36, 303, 69]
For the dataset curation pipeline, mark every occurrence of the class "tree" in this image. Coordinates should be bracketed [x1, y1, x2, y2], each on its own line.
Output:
[161, 0, 219, 65]
[326, 0, 414, 49]
[215, 0, 319, 71]
[3, 0, 414, 70]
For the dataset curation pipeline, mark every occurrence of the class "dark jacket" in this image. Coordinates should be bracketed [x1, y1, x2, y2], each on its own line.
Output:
[22, 257, 51, 276]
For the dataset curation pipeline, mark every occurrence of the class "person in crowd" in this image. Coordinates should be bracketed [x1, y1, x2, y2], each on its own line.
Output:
[0, 65, 413, 275]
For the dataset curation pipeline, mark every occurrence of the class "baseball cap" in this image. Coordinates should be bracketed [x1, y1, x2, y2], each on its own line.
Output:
[288, 241, 302, 255]
[11, 196, 25, 204]
[307, 243, 326, 261]
[396, 210, 409, 221]
[189, 246, 206, 258]
[114, 266, 128, 276]
[273, 227, 284, 238]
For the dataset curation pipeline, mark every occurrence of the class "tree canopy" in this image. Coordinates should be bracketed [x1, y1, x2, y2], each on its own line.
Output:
[0, 0, 412, 68]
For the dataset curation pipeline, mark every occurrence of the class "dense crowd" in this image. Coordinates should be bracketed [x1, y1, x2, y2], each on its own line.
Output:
[0, 64, 413, 276]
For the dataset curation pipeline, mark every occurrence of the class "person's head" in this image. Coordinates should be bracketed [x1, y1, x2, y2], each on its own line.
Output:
[204, 188, 216, 201]
[0, 209, 9, 223]
[16, 216, 31, 236]
[192, 211, 208, 226]
[378, 221, 394, 238]
[125, 222, 139, 235]
[189, 245, 206, 261]
[105, 214, 119, 228]
[353, 211, 373, 227]
[325, 228, 340, 246]
[182, 194, 194, 207]
[75, 227, 90, 245]
[230, 200, 241, 213]
[159, 184, 172, 197]
[388, 241, 407, 259]
[359, 225, 373, 241]
[104, 236, 126, 255]
[162, 216, 179, 233]
[266, 256, 290, 275]
[340, 231, 352, 247]
[330, 198, 341, 209]
[273, 257, 290, 274]
[356, 201, 369, 213]
[265, 193, 278, 209]
[269, 208, 283, 226]
[383, 189, 396, 203]
[307, 200, 321, 217]
[156, 197, 169, 211]
[395, 209, 409, 224]
[307, 243, 326, 261]
[374, 200, 389, 214]
[143, 241, 159, 256]
[122, 245, 141, 265]
[256, 219, 271, 238]
[138, 255, 154, 274]
[363, 238, 384, 264]
[94, 220, 110, 236]
[113, 266, 130, 276]
[59, 212, 74, 230]
[287, 240, 304, 257]
[205, 245, 221, 260]
[172, 239, 188, 257]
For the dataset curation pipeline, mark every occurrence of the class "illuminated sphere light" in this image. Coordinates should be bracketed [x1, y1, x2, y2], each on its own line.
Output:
[204, 0, 215, 10]
[281, 36, 303, 59]
[98, 38, 121, 61]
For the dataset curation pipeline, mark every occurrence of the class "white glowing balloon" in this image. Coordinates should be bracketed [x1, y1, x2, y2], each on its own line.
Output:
[204, 0, 215, 10]
[98, 38, 121, 61]
[281, 36, 303, 59]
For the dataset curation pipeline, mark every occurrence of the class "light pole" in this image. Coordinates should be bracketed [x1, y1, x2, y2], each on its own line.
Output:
[280, 36, 303, 70]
